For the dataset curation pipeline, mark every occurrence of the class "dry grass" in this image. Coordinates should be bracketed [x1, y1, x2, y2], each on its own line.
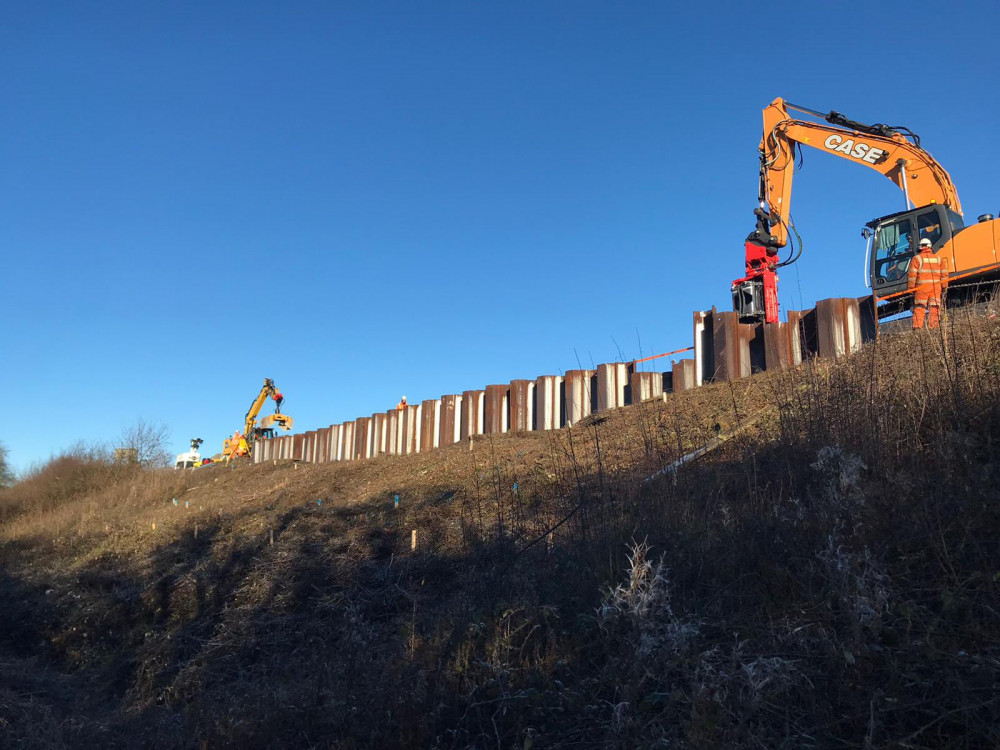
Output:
[2, 311, 999, 747]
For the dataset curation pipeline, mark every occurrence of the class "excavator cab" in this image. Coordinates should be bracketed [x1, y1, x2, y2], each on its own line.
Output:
[251, 413, 294, 445]
[868, 204, 964, 311]
[870, 215, 916, 291]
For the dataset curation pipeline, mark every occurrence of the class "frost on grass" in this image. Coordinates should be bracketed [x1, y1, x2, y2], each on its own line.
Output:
[694, 643, 799, 709]
[817, 534, 890, 638]
[596, 540, 700, 738]
[773, 445, 869, 528]
[810, 445, 866, 506]
[598, 540, 699, 660]
[598, 542, 808, 742]
[811, 446, 887, 635]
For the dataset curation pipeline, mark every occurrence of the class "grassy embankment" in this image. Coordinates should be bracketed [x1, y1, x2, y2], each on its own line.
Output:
[2, 311, 1000, 748]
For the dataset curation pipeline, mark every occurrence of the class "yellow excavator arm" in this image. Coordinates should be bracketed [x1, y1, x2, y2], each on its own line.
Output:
[223, 378, 292, 460]
[757, 97, 962, 249]
[242, 378, 278, 438]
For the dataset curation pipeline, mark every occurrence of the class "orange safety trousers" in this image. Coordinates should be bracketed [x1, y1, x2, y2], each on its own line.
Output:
[912, 296, 941, 329]
[907, 251, 949, 330]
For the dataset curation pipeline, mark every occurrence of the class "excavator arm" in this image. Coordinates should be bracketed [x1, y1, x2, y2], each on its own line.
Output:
[223, 378, 292, 460]
[242, 378, 278, 438]
[755, 98, 961, 250]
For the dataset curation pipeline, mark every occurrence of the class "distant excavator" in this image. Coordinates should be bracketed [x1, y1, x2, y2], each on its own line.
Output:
[222, 378, 294, 461]
[175, 438, 205, 470]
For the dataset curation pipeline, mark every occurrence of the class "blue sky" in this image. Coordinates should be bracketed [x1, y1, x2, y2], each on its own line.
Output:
[3, 1, 997, 472]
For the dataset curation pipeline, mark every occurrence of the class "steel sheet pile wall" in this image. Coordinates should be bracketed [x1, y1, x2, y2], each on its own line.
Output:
[630, 371, 663, 402]
[328, 425, 341, 462]
[371, 413, 386, 457]
[315, 427, 328, 463]
[816, 297, 865, 359]
[694, 310, 758, 383]
[329, 424, 342, 461]
[341, 421, 355, 462]
[402, 404, 420, 455]
[252, 295, 875, 464]
[385, 410, 400, 455]
[509, 380, 534, 432]
[440, 395, 462, 446]
[787, 309, 817, 361]
[535, 375, 563, 431]
[461, 390, 485, 439]
[694, 310, 711, 387]
[763, 322, 799, 371]
[484, 385, 509, 434]
[420, 400, 441, 453]
[597, 363, 628, 412]
[564, 370, 596, 427]
[672, 360, 697, 391]
[354, 418, 371, 460]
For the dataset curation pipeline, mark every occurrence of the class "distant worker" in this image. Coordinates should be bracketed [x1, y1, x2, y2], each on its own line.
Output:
[396, 395, 407, 411]
[907, 237, 950, 329]
[273, 390, 284, 413]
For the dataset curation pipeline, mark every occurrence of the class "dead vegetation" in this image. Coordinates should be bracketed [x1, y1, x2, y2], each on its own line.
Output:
[2, 311, 1000, 748]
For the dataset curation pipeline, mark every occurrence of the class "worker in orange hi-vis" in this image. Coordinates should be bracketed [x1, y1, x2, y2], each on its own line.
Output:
[396, 395, 407, 411]
[273, 390, 284, 412]
[907, 237, 950, 329]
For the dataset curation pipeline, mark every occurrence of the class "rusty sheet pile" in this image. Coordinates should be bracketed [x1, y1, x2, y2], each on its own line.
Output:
[254, 296, 875, 463]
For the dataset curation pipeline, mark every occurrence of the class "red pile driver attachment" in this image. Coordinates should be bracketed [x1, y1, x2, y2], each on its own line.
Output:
[732, 241, 780, 324]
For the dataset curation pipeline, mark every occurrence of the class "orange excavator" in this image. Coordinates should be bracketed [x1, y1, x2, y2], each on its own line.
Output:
[733, 98, 1000, 323]
[222, 378, 293, 460]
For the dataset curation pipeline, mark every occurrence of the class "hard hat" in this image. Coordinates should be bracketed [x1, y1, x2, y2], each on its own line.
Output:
[919, 238, 933, 248]
[401, 395, 407, 401]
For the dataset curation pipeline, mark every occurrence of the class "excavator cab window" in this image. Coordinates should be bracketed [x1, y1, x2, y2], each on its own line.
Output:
[918, 211, 943, 247]
[946, 208, 965, 234]
[872, 217, 914, 286]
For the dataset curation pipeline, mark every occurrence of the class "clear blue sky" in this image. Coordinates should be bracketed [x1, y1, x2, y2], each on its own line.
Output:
[3, 1, 997, 472]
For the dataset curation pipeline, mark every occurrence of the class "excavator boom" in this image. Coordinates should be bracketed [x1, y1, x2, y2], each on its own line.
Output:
[757, 98, 961, 250]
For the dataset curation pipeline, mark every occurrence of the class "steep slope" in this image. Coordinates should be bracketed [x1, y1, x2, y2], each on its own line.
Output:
[3, 314, 1000, 748]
